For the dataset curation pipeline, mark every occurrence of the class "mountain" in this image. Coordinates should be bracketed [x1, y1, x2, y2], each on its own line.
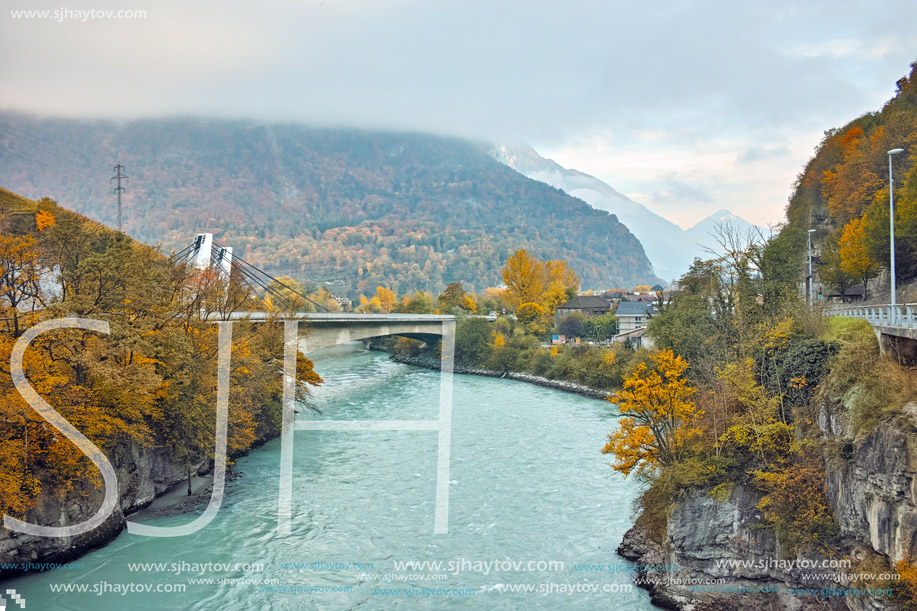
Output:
[491, 143, 766, 282]
[684, 208, 765, 246]
[0, 113, 661, 296]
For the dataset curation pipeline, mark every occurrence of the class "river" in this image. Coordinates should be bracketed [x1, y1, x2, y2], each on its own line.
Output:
[5, 345, 655, 610]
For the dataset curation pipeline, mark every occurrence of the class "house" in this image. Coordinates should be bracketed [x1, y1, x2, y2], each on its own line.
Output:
[615, 301, 657, 333]
[825, 284, 866, 303]
[554, 295, 613, 325]
[613, 327, 654, 350]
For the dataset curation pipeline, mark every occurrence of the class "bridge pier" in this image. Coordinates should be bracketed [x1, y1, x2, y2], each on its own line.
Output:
[875, 326, 917, 364]
[827, 304, 917, 364]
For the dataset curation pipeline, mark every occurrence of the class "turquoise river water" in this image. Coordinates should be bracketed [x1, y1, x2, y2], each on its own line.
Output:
[5, 345, 656, 610]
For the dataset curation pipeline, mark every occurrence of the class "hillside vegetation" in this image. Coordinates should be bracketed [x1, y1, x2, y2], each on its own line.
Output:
[0, 187, 321, 520]
[786, 62, 917, 295]
[599, 64, 917, 608]
[0, 117, 659, 296]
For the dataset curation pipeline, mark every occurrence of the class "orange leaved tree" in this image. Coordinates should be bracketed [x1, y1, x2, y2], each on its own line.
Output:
[839, 216, 879, 298]
[602, 349, 702, 477]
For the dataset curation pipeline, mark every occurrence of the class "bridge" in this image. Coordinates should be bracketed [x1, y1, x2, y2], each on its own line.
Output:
[228, 311, 453, 353]
[826, 303, 917, 361]
[175, 234, 458, 536]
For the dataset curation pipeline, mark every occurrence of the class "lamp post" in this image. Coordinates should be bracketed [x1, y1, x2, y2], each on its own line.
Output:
[888, 148, 905, 324]
[807, 229, 816, 305]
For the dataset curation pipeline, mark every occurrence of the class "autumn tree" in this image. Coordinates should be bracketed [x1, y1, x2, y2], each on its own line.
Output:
[357, 285, 398, 313]
[308, 286, 343, 312]
[266, 276, 310, 312]
[545, 259, 580, 291]
[839, 216, 879, 298]
[396, 291, 433, 314]
[752, 444, 837, 553]
[821, 125, 891, 224]
[502, 251, 581, 319]
[516, 302, 546, 325]
[438, 282, 476, 313]
[863, 161, 917, 284]
[502, 250, 546, 309]
[543, 259, 580, 315]
[0, 234, 44, 336]
[35, 210, 56, 232]
[818, 235, 855, 298]
[602, 349, 702, 476]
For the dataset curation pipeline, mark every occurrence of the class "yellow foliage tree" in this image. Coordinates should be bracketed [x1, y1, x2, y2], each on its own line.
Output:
[502, 251, 580, 317]
[892, 558, 917, 610]
[375, 285, 397, 313]
[356, 286, 398, 313]
[602, 349, 702, 476]
[545, 259, 580, 293]
[516, 302, 546, 324]
[0, 233, 44, 336]
[541, 281, 571, 318]
[751, 445, 837, 552]
[502, 249, 546, 309]
[35, 210, 56, 232]
[839, 216, 879, 298]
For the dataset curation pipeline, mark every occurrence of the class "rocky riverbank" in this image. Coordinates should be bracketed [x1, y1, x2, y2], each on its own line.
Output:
[0, 441, 248, 577]
[0, 443, 208, 576]
[382, 349, 615, 401]
[616, 401, 917, 611]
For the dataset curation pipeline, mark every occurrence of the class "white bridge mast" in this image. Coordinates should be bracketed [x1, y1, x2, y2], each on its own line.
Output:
[187, 233, 232, 280]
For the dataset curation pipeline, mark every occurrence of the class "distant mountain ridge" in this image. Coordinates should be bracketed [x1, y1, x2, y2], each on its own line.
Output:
[491, 143, 766, 281]
[0, 113, 661, 295]
[684, 208, 764, 246]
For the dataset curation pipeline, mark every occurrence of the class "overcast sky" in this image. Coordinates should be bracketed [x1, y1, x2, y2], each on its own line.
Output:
[2, 0, 916, 227]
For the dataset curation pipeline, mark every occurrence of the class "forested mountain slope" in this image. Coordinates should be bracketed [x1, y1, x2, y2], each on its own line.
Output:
[0, 116, 660, 295]
[786, 62, 917, 295]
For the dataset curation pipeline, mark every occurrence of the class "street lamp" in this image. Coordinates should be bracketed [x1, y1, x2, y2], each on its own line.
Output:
[888, 148, 905, 324]
[807, 229, 816, 305]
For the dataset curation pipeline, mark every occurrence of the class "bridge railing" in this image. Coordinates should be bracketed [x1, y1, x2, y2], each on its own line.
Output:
[825, 303, 917, 329]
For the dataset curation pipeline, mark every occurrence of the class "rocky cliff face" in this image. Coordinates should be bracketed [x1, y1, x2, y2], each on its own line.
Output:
[618, 485, 846, 611]
[0, 441, 203, 574]
[822, 402, 917, 565]
[618, 401, 917, 611]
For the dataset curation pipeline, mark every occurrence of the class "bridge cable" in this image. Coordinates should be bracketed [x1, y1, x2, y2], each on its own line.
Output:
[212, 243, 328, 312]
[208, 245, 311, 313]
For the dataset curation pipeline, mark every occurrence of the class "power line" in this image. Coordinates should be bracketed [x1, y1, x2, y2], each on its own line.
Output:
[0, 122, 94, 166]
[0, 145, 93, 186]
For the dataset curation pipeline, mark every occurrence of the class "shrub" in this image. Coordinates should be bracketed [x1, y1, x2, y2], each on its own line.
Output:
[557, 313, 586, 338]
[820, 316, 916, 435]
[454, 316, 493, 365]
[751, 443, 838, 555]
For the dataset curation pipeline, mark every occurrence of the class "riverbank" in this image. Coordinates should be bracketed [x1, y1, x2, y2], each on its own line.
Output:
[1, 442, 251, 576]
[380, 348, 616, 401]
[127, 468, 241, 520]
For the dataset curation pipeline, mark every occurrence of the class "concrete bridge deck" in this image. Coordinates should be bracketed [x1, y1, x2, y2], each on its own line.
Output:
[826, 304, 917, 360]
[220, 311, 456, 353]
